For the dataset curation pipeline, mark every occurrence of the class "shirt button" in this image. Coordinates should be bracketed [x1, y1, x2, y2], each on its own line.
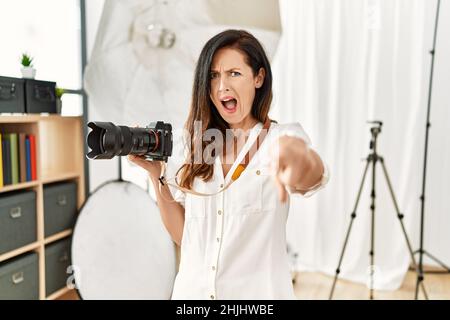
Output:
[256, 170, 261, 175]
[212, 266, 216, 271]
[210, 294, 215, 300]
[220, 184, 223, 188]
[216, 237, 220, 242]
[218, 210, 222, 215]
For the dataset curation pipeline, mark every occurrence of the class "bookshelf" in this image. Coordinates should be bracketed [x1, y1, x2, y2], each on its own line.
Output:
[0, 114, 85, 300]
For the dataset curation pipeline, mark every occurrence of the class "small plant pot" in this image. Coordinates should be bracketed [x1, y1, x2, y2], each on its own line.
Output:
[56, 98, 62, 114]
[21, 67, 36, 79]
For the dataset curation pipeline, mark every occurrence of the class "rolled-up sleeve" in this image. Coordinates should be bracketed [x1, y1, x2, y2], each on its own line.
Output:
[291, 160, 330, 198]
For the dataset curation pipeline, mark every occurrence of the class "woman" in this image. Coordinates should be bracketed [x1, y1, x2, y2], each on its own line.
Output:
[129, 30, 329, 299]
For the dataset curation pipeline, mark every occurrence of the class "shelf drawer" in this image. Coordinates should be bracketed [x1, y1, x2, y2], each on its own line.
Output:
[0, 190, 37, 255]
[44, 181, 77, 237]
[45, 238, 71, 296]
[0, 252, 39, 300]
[0, 76, 26, 113]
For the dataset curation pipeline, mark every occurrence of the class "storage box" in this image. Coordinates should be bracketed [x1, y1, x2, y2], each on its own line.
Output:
[0, 76, 26, 113]
[24, 79, 56, 114]
[45, 238, 72, 296]
[0, 190, 37, 255]
[44, 181, 77, 237]
[0, 252, 39, 300]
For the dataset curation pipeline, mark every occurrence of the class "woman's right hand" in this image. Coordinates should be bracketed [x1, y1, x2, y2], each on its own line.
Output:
[127, 124, 163, 180]
[127, 154, 163, 180]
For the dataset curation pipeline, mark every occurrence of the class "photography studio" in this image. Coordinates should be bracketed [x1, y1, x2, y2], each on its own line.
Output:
[0, 0, 449, 302]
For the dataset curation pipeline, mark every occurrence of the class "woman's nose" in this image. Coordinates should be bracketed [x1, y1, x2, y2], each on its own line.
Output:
[218, 76, 230, 92]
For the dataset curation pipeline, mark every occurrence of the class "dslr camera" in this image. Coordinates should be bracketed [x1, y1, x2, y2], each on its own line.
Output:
[86, 121, 172, 162]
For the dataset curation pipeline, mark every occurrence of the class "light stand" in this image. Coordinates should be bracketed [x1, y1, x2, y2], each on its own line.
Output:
[414, 0, 450, 300]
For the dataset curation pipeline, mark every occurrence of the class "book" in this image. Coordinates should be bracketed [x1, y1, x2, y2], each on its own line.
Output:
[19, 133, 27, 183]
[2, 135, 11, 185]
[29, 134, 37, 181]
[9, 133, 19, 184]
[0, 133, 3, 188]
[25, 136, 31, 182]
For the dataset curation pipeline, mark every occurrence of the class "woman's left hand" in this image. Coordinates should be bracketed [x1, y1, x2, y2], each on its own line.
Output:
[270, 136, 322, 203]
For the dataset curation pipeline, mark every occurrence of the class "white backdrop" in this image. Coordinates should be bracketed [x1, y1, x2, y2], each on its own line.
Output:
[272, 0, 450, 291]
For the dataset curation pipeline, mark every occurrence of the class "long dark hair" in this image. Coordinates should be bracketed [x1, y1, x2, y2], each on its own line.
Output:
[178, 29, 273, 189]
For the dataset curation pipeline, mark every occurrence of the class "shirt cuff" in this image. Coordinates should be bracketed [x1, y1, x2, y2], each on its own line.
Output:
[287, 160, 330, 198]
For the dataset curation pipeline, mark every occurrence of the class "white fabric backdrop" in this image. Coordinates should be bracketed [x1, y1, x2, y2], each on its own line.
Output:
[271, 0, 450, 291]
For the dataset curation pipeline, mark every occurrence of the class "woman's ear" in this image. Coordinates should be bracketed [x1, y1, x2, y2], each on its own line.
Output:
[255, 68, 265, 88]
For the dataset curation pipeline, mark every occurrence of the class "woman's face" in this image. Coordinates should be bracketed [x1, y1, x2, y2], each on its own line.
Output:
[209, 47, 264, 128]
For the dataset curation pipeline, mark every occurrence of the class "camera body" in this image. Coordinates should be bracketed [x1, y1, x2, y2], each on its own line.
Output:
[144, 121, 173, 162]
[87, 121, 172, 162]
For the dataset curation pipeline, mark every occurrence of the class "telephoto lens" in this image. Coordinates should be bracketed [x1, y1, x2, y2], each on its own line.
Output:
[86, 121, 172, 162]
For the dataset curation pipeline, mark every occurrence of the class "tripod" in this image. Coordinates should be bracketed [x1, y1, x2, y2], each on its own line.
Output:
[414, 0, 450, 300]
[329, 121, 428, 300]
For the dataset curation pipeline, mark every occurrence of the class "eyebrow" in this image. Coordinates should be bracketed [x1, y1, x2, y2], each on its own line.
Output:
[210, 68, 242, 73]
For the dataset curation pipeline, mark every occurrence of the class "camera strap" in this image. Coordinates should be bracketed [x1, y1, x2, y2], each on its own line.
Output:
[159, 118, 272, 197]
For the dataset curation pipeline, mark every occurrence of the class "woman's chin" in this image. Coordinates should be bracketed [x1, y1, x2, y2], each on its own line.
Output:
[222, 114, 242, 125]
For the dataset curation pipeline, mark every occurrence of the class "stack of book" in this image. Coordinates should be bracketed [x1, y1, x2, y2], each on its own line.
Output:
[0, 133, 37, 187]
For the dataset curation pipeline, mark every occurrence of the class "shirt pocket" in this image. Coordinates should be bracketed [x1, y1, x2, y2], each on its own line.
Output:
[257, 166, 277, 213]
[228, 166, 276, 215]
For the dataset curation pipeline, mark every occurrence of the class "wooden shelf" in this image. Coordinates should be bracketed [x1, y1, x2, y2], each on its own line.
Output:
[0, 242, 40, 263]
[44, 229, 73, 245]
[0, 173, 81, 193]
[0, 114, 81, 123]
[0, 180, 39, 193]
[46, 287, 74, 300]
[41, 172, 80, 184]
[0, 114, 85, 300]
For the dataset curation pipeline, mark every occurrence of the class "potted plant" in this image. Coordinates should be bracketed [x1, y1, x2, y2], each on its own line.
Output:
[55, 87, 65, 114]
[20, 53, 36, 79]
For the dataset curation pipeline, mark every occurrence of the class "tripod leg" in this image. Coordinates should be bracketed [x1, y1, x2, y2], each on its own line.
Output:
[422, 251, 450, 272]
[329, 158, 371, 299]
[369, 154, 377, 300]
[379, 158, 428, 300]
[411, 250, 449, 274]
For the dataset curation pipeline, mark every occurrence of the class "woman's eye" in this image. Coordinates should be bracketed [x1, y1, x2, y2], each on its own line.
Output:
[210, 72, 218, 79]
[230, 71, 241, 77]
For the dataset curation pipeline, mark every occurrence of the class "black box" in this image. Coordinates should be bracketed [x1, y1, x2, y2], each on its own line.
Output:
[0, 190, 37, 255]
[0, 76, 26, 113]
[45, 238, 72, 296]
[0, 252, 39, 300]
[25, 79, 57, 114]
[44, 181, 78, 237]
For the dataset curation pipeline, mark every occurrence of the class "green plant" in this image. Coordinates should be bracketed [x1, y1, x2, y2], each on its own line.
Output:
[20, 53, 34, 67]
[55, 87, 65, 99]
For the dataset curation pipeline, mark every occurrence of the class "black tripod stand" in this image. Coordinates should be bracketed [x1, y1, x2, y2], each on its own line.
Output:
[329, 121, 428, 300]
[414, 0, 450, 300]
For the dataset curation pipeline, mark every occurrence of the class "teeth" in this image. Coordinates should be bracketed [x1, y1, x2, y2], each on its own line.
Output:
[221, 97, 234, 102]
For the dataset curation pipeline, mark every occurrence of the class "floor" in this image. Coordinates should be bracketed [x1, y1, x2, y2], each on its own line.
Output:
[293, 270, 450, 300]
[58, 269, 450, 300]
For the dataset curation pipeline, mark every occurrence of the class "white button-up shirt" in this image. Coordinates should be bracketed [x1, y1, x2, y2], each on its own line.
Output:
[171, 122, 329, 300]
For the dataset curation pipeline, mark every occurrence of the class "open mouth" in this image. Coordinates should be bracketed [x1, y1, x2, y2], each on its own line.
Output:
[220, 97, 238, 113]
